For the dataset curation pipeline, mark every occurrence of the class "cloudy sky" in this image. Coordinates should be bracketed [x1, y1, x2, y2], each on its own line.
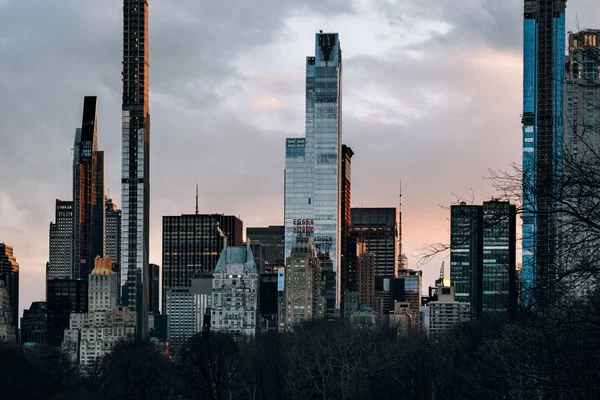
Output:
[1, 0, 599, 318]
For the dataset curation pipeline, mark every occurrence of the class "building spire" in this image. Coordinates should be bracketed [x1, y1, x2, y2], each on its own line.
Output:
[195, 183, 199, 215]
[398, 179, 408, 270]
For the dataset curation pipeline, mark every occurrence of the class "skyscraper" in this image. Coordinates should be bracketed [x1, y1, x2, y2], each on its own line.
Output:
[73, 96, 105, 279]
[121, 0, 151, 337]
[46, 278, 88, 346]
[450, 201, 517, 318]
[522, 0, 567, 307]
[340, 145, 353, 307]
[351, 208, 399, 278]
[48, 200, 73, 279]
[0, 243, 19, 338]
[162, 214, 243, 313]
[246, 226, 285, 266]
[20, 301, 48, 345]
[284, 32, 343, 312]
[105, 197, 121, 299]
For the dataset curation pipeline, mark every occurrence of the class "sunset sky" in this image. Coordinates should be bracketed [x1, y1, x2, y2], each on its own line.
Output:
[1, 0, 599, 318]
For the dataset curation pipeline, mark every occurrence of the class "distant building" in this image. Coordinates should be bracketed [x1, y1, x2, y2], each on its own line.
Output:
[350, 304, 380, 329]
[249, 242, 266, 273]
[46, 279, 88, 347]
[246, 226, 284, 266]
[211, 244, 259, 337]
[351, 208, 399, 278]
[162, 214, 243, 313]
[62, 256, 136, 366]
[166, 274, 212, 348]
[20, 301, 47, 345]
[428, 284, 470, 336]
[259, 264, 280, 333]
[343, 291, 360, 321]
[147, 263, 160, 314]
[48, 200, 73, 279]
[280, 238, 323, 332]
[450, 201, 517, 318]
[105, 197, 121, 297]
[149, 313, 168, 342]
[340, 145, 354, 310]
[357, 249, 376, 311]
[397, 269, 422, 323]
[0, 281, 16, 342]
[0, 243, 19, 338]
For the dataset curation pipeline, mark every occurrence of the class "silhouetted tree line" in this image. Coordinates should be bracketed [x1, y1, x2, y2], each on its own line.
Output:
[2, 298, 600, 400]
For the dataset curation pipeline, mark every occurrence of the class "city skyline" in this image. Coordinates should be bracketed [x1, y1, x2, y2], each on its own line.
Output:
[2, 0, 600, 319]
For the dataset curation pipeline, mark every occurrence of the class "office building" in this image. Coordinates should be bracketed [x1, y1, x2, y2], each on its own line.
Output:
[46, 279, 88, 347]
[211, 244, 260, 336]
[351, 208, 399, 278]
[397, 269, 422, 322]
[162, 214, 242, 312]
[0, 281, 15, 342]
[246, 226, 285, 266]
[428, 283, 471, 336]
[73, 96, 105, 280]
[147, 263, 159, 313]
[121, 0, 151, 337]
[522, 0, 567, 306]
[284, 32, 343, 312]
[63, 257, 136, 366]
[48, 200, 73, 279]
[340, 145, 353, 308]
[357, 251, 376, 311]
[0, 243, 19, 338]
[280, 238, 324, 332]
[105, 197, 121, 291]
[20, 302, 47, 345]
[450, 201, 517, 318]
[166, 275, 212, 348]
[249, 242, 266, 272]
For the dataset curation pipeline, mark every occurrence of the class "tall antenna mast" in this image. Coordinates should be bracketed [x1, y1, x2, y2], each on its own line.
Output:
[398, 179, 408, 269]
[195, 183, 199, 215]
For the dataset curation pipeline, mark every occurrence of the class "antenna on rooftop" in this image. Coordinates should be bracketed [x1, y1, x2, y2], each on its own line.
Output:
[195, 183, 199, 215]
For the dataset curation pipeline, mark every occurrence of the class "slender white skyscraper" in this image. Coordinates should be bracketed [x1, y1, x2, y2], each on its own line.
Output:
[121, 0, 150, 337]
[284, 32, 342, 316]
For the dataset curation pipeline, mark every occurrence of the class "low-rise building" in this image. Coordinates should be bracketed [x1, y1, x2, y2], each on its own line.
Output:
[428, 284, 470, 336]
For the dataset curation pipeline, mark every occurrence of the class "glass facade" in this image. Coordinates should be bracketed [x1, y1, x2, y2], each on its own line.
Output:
[121, 0, 150, 337]
[284, 32, 342, 313]
[521, 0, 567, 307]
[48, 200, 73, 279]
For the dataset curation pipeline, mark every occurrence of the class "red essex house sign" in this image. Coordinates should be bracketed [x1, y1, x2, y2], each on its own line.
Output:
[293, 218, 314, 233]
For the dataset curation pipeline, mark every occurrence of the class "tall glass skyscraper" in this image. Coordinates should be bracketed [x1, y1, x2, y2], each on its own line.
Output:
[73, 96, 105, 280]
[121, 0, 150, 337]
[522, 0, 567, 307]
[284, 32, 342, 315]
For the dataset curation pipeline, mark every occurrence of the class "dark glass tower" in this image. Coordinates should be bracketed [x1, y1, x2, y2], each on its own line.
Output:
[0, 243, 19, 338]
[73, 96, 105, 279]
[340, 145, 353, 306]
[522, 0, 567, 307]
[162, 214, 243, 313]
[246, 226, 285, 266]
[121, 0, 150, 337]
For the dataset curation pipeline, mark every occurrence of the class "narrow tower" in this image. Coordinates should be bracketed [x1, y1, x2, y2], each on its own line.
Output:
[121, 0, 150, 337]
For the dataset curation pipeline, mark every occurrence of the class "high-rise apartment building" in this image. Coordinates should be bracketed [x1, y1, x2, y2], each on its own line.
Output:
[73, 96, 105, 279]
[564, 30, 600, 159]
[121, 0, 151, 337]
[357, 251, 376, 311]
[351, 208, 398, 278]
[522, 0, 567, 307]
[280, 238, 324, 332]
[48, 200, 73, 279]
[211, 244, 260, 336]
[0, 243, 19, 338]
[450, 201, 517, 318]
[246, 226, 285, 266]
[0, 281, 15, 342]
[284, 32, 343, 312]
[428, 283, 471, 336]
[340, 145, 353, 304]
[63, 257, 136, 365]
[105, 197, 121, 287]
[20, 302, 48, 345]
[162, 214, 243, 312]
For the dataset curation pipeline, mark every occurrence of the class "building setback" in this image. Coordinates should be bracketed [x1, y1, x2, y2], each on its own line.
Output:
[450, 201, 517, 318]
[48, 200, 73, 279]
[211, 245, 260, 337]
[0, 243, 19, 338]
[284, 32, 343, 312]
[162, 214, 243, 313]
[521, 0, 567, 307]
[121, 0, 151, 338]
[73, 96, 105, 280]
[351, 208, 399, 278]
